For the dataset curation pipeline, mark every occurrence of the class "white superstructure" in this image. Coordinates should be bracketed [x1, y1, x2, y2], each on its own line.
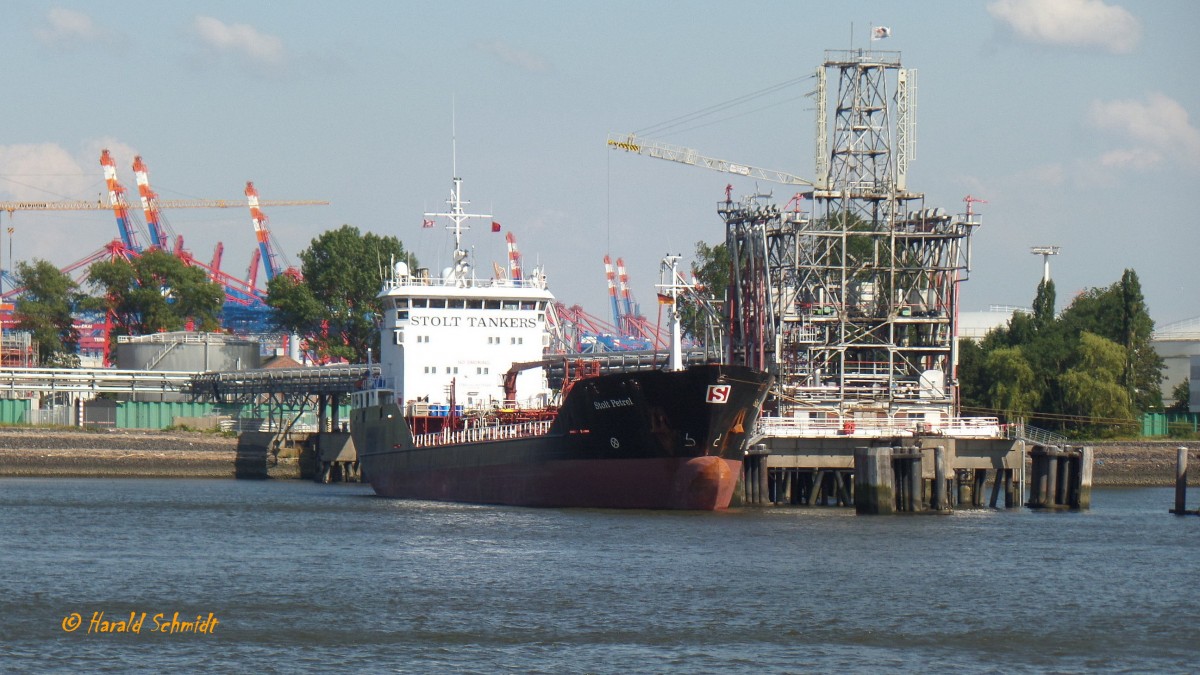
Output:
[375, 176, 554, 411]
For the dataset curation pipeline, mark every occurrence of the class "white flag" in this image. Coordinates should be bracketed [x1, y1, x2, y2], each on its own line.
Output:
[872, 26, 891, 40]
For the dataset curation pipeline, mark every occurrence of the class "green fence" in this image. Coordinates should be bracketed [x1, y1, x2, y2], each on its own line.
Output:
[1141, 412, 1200, 437]
[0, 399, 32, 424]
[114, 401, 230, 429]
[112, 401, 351, 430]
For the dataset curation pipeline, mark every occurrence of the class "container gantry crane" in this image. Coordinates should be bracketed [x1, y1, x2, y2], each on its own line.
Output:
[131, 155, 171, 249]
[100, 149, 145, 252]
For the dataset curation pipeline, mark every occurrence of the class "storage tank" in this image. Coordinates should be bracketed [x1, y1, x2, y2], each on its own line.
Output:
[115, 332, 261, 373]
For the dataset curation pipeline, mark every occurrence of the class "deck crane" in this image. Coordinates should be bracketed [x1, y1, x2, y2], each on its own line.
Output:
[131, 155, 171, 249]
[99, 149, 145, 252]
[606, 133, 813, 186]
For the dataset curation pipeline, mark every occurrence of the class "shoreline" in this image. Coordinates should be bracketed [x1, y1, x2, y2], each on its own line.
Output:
[0, 428, 1194, 487]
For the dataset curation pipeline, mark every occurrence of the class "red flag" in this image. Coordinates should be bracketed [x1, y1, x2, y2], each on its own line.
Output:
[491, 221, 501, 232]
[422, 219, 434, 228]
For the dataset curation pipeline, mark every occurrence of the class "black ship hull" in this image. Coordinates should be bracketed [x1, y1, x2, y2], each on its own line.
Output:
[351, 364, 772, 510]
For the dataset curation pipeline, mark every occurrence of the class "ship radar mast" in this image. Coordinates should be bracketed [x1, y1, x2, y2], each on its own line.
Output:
[657, 254, 687, 371]
[425, 175, 492, 284]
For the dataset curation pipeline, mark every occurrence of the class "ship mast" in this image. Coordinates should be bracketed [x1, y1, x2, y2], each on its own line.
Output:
[658, 255, 686, 371]
[425, 175, 492, 284]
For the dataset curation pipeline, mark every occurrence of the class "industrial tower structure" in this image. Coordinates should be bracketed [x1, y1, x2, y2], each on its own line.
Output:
[721, 49, 981, 428]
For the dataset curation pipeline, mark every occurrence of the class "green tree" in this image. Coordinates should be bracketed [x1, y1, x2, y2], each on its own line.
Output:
[12, 259, 83, 367]
[1167, 378, 1190, 414]
[267, 225, 407, 363]
[956, 337, 987, 411]
[1058, 269, 1163, 412]
[87, 249, 225, 353]
[1059, 332, 1133, 437]
[1031, 278, 1056, 331]
[982, 346, 1040, 420]
[681, 240, 730, 342]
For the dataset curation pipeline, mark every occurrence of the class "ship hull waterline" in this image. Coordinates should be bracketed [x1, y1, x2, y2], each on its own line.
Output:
[353, 364, 773, 511]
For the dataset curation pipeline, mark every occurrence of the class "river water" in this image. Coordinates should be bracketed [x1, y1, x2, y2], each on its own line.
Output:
[1, 478, 1196, 673]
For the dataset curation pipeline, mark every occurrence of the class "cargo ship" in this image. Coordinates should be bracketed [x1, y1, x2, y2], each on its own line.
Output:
[350, 174, 772, 509]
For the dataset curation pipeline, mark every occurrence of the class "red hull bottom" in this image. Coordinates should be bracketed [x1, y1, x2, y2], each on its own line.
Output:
[368, 455, 744, 510]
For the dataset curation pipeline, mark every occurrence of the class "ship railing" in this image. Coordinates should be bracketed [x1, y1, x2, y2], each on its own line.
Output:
[756, 416, 1002, 439]
[412, 419, 554, 448]
[383, 275, 545, 291]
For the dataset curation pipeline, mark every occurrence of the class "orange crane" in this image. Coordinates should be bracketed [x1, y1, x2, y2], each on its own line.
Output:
[245, 181, 300, 283]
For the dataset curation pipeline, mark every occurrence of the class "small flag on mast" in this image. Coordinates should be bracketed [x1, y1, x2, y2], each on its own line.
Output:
[872, 26, 891, 40]
[491, 221, 501, 232]
[422, 219, 434, 228]
[657, 293, 675, 306]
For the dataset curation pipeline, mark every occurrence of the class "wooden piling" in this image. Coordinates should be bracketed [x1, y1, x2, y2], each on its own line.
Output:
[932, 446, 948, 511]
[854, 446, 896, 515]
[908, 450, 923, 512]
[1069, 446, 1093, 509]
[989, 468, 1002, 508]
[955, 470, 969, 506]
[972, 469, 987, 507]
[757, 453, 769, 505]
[1174, 446, 1188, 516]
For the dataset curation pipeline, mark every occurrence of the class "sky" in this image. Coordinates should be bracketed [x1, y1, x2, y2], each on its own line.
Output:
[2, 0, 1198, 328]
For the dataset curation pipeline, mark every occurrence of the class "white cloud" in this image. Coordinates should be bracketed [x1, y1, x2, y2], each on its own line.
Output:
[475, 40, 550, 73]
[0, 143, 93, 201]
[192, 15, 286, 70]
[1089, 93, 1200, 170]
[1025, 163, 1066, 187]
[0, 141, 145, 265]
[987, 0, 1141, 54]
[0, 141, 141, 202]
[35, 8, 115, 50]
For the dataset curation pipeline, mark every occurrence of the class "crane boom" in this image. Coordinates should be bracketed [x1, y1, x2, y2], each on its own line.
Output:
[0, 198, 328, 212]
[606, 133, 812, 186]
[99, 149, 143, 251]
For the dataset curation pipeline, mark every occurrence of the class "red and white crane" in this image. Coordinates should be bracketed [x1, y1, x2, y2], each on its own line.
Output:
[616, 257, 636, 329]
[603, 254, 621, 329]
[99, 149, 144, 252]
[245, 181, 298, 284]
[505, 231, 523, 282]
[131, 155, 171, 249]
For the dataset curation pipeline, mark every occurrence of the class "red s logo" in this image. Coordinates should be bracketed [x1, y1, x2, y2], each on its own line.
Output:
[706, 385, 731, 404]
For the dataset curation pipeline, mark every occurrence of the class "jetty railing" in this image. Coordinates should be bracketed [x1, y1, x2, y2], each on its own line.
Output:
[1006, 423, 1069, 446]
[756, 415, 1002, 439]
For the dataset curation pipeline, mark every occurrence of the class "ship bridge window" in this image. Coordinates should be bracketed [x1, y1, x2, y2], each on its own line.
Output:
[394, 299, 410, 309]
[520, 301, 536, 310]
[467, 299, 483, 309]
[448, 299, 466, 309]
[429, 299, 447, 309]
[502, 300, 519, 310]
[485, 300, 501, 310]
[397, 310, 409, 321]
[411, 298, 428, 308]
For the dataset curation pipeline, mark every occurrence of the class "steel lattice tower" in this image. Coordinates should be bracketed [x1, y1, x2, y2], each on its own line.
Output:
[724, 49, 980, 427]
